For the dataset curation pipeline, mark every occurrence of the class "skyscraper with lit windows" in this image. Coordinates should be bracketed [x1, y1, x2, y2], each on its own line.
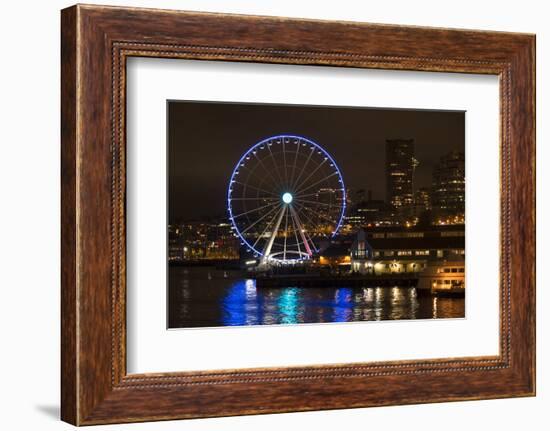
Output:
[431, 151, 465, 223]
[385, 139, 419, 218]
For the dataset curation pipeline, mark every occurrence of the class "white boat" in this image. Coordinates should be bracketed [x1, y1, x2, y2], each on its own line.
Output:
[416, 260, 465, 297]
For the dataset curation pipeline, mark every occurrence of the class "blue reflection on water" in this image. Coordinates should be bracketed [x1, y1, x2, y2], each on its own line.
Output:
[170, 267, 464, 328]
[332, 288, 354, 322]
[278, 288, 300, 324]
[222, 282, 356, 326]
[222, 279, 260, 326]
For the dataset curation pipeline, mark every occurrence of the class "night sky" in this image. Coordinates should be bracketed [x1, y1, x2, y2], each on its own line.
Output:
[168, 101, 464, 222]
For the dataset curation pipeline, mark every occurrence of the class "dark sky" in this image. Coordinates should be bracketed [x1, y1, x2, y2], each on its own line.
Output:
[168, 101, 464, 221]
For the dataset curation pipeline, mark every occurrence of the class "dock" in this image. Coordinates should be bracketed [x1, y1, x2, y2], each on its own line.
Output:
[255, 273, 418, 288]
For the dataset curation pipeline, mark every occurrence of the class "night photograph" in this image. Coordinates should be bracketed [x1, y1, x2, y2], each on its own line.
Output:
[167, 100, 466, 328]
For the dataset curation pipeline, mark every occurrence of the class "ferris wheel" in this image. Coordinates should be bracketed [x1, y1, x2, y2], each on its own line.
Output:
[227, 134, 346, 264]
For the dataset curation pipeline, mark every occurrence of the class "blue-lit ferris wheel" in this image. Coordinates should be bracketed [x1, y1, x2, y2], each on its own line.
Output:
[227, 135, 346, 265]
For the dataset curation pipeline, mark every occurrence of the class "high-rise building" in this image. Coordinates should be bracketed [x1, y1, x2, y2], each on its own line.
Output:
[344, 196, 397, 229]
[431, 151, 465, 223]
[414, 187, 432, 215]
[385, 139, 419, 217]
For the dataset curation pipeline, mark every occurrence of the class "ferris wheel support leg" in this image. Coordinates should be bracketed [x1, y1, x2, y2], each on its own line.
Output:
[261, 205, 287, 264]
[289, 205, 313, 257]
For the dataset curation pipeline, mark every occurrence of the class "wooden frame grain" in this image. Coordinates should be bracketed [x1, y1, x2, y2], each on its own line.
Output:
[61, 4, 535, 425]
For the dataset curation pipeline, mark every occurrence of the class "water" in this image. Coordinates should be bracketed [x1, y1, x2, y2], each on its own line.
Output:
[168, 266, 465, 329]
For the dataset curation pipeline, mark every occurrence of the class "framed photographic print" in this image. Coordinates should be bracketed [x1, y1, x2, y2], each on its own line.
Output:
[61, 4, 535, 425]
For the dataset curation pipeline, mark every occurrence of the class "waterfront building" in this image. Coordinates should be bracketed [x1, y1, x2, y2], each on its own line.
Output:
[315, 225, 465, 276]
[361, 224, 464, 240]
[431, 151, 465, 224]
[317, 242, 352, 270]
[348, 226, 465, 275]
[366, 236, 464, 275]
[350, 229, 374, 273]
[385, 139, 419, 219]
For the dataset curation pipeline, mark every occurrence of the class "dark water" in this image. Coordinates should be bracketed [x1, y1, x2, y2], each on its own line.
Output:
[168, 266, 465, 328]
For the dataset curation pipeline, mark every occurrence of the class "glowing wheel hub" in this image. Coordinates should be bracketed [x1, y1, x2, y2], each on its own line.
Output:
[282, 192, 293, 204]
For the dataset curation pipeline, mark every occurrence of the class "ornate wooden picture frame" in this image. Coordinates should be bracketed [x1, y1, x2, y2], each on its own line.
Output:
[61, 4, 535, 425]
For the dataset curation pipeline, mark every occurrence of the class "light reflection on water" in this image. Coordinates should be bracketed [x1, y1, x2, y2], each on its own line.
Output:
[168, 266, 465, 329]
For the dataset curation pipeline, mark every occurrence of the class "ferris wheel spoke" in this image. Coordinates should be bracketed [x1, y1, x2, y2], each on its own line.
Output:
[296, 205, 337, 227]
[283, 206, 290, 261]
[290, 146, 315, 192]
[289, 211, 303, 257]
[288, 139, 302, 187]
[239, 203, 281, 235]
[261, 205, 287, 260]
[292, 158, 328, 193]
[294, 171, 339, 196]
[241, 163, 280, 201]
[242, 168, 279, 197]
[302, 226, 318, 253]
[293, 212, 333, 238]
[289, 205, 313, 256]
[231, 180, 278, 197]
[240, 152, 285, 218]
[296, 198, 335, 208]
[230, 196, 279, 201]
[292, 202, 326, 234]
[249, 151, 283, 191]
[231, 200, 279, 219]
[282, 140, 289, 188]
[266, 141, 287, 191]
[293, 200, 338, 227]
[251, 205, 283, 249]
[292, 191, 327, 200]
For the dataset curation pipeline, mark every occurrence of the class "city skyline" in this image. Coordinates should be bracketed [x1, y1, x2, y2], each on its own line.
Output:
[169, 101, 464, 222]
